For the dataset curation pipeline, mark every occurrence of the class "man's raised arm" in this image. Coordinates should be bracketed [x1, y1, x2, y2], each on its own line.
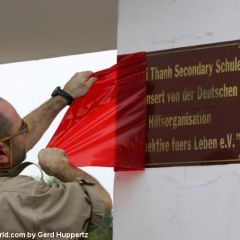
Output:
[23, 71, 97, 152]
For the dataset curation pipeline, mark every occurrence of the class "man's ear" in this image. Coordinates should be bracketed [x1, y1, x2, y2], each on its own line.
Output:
[0, 142, 10, 164]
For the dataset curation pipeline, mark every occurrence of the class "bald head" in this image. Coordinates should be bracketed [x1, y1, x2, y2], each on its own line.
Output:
[1, 98, 22, 123]
[0, 99, 13, 140]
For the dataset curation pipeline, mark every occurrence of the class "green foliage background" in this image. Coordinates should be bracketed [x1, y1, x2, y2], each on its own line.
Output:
[86, 211, 113, 240]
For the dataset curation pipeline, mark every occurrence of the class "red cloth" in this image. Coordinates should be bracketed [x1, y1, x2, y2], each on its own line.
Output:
[47, 52, 146, 171]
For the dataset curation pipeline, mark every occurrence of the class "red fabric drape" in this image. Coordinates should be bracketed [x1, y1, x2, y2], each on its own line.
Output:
[47, 52, 146, 171]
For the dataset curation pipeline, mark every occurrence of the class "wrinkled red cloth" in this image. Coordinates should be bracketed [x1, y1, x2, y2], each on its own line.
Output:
[47, 52, 146, 171]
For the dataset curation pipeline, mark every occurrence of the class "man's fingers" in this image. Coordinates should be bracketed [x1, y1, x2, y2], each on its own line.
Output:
[87, 76, 98, 86]
[82, 71, 93, 81]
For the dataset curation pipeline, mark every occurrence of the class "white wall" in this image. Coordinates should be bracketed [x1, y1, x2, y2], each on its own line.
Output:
[114, 1, 240, 239]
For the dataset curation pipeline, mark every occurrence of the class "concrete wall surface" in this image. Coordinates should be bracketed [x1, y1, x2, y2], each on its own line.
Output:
[114, 1, 240, 239]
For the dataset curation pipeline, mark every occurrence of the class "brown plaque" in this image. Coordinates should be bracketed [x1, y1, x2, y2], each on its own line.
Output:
[146, 40, 240, 167]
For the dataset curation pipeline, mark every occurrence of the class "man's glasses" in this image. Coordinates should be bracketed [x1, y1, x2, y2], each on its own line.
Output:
[0, 120, 29, 142]
[0, 120, 29, 170]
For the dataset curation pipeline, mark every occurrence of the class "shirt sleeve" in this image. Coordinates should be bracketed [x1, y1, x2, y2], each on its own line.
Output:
[33, 178, 105, 233]
[75, 178, 105, 232]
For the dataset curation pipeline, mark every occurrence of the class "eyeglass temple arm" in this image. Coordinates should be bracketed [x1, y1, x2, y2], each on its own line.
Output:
[0, 129, 28, 142]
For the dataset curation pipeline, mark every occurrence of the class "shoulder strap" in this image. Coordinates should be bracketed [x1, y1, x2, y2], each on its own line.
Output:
[0, 162, 43, 179]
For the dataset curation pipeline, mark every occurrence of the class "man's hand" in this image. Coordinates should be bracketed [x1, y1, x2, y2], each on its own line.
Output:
[63, 71, 98, 99]
[38, 148, 68, 176]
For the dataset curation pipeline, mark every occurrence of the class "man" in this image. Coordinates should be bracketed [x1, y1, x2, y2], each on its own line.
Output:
[0, 71, 112, 238]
